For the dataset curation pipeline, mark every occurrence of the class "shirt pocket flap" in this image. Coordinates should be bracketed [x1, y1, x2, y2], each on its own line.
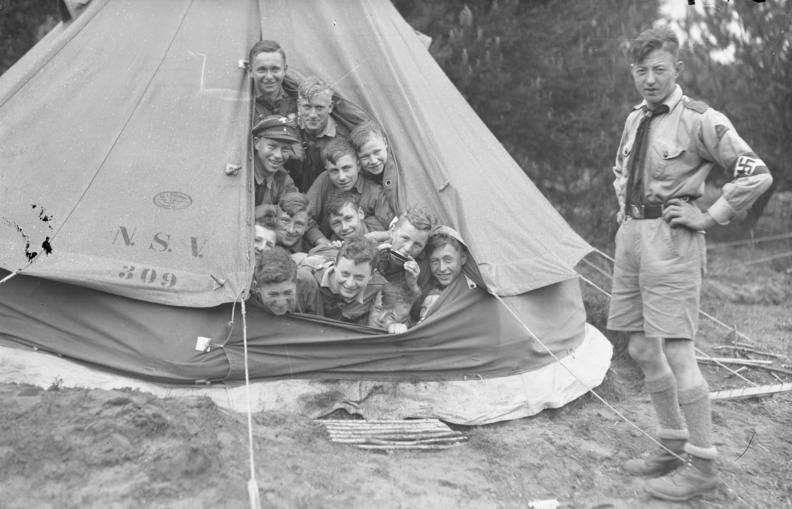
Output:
[656, 140, 685, 160]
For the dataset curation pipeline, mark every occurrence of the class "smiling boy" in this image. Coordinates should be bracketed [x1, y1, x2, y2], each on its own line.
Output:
[249, 40, 296, 123]
[293, 76, 350, 192]
[252, 247, 317, 315]
[252, 115, 300, 220]
[304, 237, 386, 323]
[349, 122, 398, 214]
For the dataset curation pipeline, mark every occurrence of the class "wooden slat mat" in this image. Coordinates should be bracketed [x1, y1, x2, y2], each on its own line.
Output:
[319, 418, 468, 450]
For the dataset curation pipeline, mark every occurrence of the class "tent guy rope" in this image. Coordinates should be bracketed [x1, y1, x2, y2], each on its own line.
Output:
[239, 298, 262, 509]
[491, 292, 687, 464]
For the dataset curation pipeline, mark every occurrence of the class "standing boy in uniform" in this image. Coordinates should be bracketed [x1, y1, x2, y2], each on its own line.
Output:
[608, 26, 772, 502]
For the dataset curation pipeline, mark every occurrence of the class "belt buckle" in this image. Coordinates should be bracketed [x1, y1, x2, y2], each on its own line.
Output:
[629, 203, 644, 219]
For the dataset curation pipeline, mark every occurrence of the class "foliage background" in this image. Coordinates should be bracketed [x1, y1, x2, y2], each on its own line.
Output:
[2, 0, 789, 248]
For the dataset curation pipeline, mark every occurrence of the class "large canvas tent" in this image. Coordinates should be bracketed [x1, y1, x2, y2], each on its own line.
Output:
[0, 0, 611, 421]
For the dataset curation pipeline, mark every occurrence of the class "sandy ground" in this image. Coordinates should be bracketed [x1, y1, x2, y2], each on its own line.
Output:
[1, 243, 790, 508]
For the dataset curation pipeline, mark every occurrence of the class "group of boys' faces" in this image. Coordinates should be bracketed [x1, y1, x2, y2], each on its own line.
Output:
[276, 210, 309, 248]
[367, 291, 411, 331]
[429, 243, 467, 287]
[331, 256, 373, 301]
[299, 90, 334, 135]
[328, 203, 365, 241]
[251, 51, 286, 98]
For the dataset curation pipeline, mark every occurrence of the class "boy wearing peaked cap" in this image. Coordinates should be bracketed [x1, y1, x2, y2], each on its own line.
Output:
[252, 115, 301, 221]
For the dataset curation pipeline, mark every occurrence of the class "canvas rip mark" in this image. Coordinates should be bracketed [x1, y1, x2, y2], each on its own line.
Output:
[0, 204, 55, 262]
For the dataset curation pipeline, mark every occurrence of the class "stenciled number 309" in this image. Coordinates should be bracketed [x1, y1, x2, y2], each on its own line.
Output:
[118, 265, 177, 287]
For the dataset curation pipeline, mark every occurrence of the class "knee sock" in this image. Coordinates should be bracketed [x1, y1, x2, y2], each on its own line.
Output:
[679, 383, 718, 474]
[645, 373, 687, 442]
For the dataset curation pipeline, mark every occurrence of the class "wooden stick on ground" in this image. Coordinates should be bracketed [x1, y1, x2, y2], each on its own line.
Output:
[712, 345, 784, 359]
[697, 357, 774, 367]
[710, 383, 792, 401]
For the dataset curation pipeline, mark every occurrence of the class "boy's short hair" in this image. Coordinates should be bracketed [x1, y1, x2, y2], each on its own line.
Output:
[255, 246, 297, 285]
[325, 190, 361, 218]
[278, 192, 311, 217]
[380, 280, 419, 309]
[427, 232, 467, 256]
[631, 26, 679, 63]
[336, 237, 377, 271]
[256, 206, 280, 230]
[349, 121, 386, 151]
[398, 205, 437, 232]
[248, 39, 287, 66]
[321, 137, 356, 166]
[298, 76, 333, 102]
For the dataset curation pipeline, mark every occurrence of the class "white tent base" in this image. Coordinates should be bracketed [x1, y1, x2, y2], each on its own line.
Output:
[0, 325, 611, 425]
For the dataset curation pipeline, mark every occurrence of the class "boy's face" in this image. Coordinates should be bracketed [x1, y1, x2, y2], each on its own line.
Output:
[251, 51, 286, 97]
[328, 203, 365, 240]
[257, 280, 296, 316]
[326, 154, 359, 192]
[429, 243, 467, 287]
[390, 219, 429, 259]
[367, 292, 411, 331]
[255, 137, 291, 174]
[276, 210, 309, 248]
[298, 91, 333, 134]
[631, 49, 680, 108]
[333, 256, 372, 301]
[357, 135, 388, 176]
[254, 225, 277, 254]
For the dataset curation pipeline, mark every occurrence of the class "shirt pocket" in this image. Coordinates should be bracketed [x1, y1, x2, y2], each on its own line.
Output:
[650, 139, 686, 180]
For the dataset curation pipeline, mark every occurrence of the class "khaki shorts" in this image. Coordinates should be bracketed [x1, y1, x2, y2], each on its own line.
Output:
[607, 218, 706, 339]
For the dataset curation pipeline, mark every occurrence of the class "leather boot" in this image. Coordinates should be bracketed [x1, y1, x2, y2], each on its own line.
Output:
[623, 438, 686, 476]
[645, 461, 718, 501]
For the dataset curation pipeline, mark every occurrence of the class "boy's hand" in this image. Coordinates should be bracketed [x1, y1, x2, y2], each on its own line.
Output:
[403, 259, 420, 281]
[387, 323, 408, 334]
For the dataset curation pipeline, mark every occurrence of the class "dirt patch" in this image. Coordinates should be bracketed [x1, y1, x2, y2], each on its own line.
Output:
[1, 243, 791, 508]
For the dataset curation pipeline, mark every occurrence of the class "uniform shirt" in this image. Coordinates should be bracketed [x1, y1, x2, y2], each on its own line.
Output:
[254, 89, 297, 124]
[361, 157, 400, 216]
[305, 262, 386, 322]
[295, 116, 350, 192]
[613, 85, 772, 224]
[253, 157, 298, 206]
[306, 171, 395, 238]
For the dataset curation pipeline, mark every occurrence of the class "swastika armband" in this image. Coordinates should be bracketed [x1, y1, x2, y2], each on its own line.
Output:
[733, 155, 768, 178]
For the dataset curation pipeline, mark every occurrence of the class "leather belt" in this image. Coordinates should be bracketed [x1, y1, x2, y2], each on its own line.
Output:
[627, 195, 695, 220]
[627, 203, 663, 219]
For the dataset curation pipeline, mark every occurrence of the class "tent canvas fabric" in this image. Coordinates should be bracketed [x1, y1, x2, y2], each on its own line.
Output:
[0, 325, 611, 426]
[0, 0, 610, 407]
